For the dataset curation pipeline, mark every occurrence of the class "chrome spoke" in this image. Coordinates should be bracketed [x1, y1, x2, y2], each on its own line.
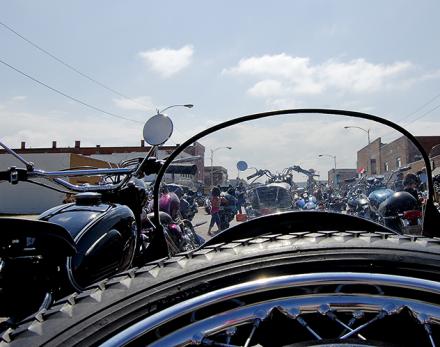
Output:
[243, 319, 260, 347]
[425, 324, 436, 347]
[340, 310, 387, 339]
[339, 310, 365, 338]
[319, 304, 366, 340]
[225, 327, 237, 344]
[295, 315, 322, 340]
[102, 273, 440, 347]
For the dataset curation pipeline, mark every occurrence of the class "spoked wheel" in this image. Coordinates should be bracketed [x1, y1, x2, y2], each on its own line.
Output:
[4, 230, 440, 346]
[117, 272, 440, 346]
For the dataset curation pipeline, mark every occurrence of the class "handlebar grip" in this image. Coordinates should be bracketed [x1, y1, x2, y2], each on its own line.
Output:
[247, 172, 259, 180]
[0, 170, 9, 181]
[0, 168, 27, 183]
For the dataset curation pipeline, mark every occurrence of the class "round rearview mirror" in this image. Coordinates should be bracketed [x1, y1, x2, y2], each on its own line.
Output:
[237, 160, 248, 171]
[143, 113, 174, 146]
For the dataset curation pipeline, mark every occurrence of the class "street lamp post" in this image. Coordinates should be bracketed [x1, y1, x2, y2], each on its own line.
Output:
[344, 126, 371, 144]
[210, 146, 232, 188]
[318, 154, 337, 187]
[151, 104, 193, 158]
[344, 125, 372, 175]
[157, 104, 193, 114]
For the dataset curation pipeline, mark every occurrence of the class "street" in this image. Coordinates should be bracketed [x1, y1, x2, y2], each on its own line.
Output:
[192, 206, 241, 241]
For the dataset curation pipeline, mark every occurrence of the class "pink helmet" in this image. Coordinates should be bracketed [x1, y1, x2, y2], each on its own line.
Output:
[159, 192, 180, 220]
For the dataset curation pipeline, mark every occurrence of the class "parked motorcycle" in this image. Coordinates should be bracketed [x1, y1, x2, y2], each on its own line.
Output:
[378, 190, 423, 234]
[246, 169, 293, 217]
[163, 183, 198, 221]
[3, 109, 440, 346]
[0, 113, 202, 326]
[369, 166, 422, 233]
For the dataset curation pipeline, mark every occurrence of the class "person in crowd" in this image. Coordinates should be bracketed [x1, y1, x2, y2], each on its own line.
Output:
[393, 172, 404, 191]
[208, 186, 224, 236]
[223, 187, 238, 215]
[235, 182, 246, 214]
[417, 168, 428, 192]
[403, 173, 421, 207]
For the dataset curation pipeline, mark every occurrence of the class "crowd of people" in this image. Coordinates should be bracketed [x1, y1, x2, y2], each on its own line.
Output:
[207, 183, 245, 235]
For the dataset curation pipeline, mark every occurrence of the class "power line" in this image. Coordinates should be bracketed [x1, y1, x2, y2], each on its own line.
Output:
[402, 102, 440, 126]
[0, 57, 142, 123]
[0, 58, 187, 146]
[0, 20, 150, 110]
[377, 92, 440, 141]
[396, 91, 440, 124]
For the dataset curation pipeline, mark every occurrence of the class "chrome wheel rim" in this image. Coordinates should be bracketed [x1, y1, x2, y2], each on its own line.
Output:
[101, 272, 440, 347]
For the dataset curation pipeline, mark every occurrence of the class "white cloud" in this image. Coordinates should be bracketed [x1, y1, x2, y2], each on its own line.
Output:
[223, 54, 422, 102]
[320, 59, 412, 92]
[247, 79, 285, 98]
[113, 96, 155, 112]
[138, 45, 194, 78]
[224, 54, 313, 81]
[11, 96, 27, 102]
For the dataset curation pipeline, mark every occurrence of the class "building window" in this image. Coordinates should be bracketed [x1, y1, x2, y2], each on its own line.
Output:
[396, 157, 402, 168]
[370, 159, 377, 175]
[384, 162, 389, 172]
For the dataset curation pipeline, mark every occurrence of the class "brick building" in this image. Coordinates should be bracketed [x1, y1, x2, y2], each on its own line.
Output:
[357, 136, 440, 177]
[0, 140, 206, 184]
[327, 168, 358, 188]
[204, 166, 228, 189]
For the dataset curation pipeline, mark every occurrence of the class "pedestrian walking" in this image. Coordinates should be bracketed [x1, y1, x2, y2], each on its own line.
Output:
[235, 182, 246, 214]
[208, 186, 224, 236]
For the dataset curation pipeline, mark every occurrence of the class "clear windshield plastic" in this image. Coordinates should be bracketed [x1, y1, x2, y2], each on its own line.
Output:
[160, 112, 428, 238]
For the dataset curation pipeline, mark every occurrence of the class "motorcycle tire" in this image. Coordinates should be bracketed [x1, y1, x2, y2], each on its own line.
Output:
[4, 230, 440, 346]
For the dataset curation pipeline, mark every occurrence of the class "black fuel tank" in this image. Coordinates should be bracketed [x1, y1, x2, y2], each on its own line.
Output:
[39, 200, 137, 290]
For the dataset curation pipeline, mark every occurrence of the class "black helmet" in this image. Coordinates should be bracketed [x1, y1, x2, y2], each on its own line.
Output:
[378, 191, 418, 217]
[403, 173, 419, 187]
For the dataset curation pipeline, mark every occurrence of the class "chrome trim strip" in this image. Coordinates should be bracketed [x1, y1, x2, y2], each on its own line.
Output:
[150, 294, 440, 346]
[0, 140, 33, 168]
[100, 272, 440, 347]
[30, 168, 134, 177]
[30, 168, 134, 192]
[51, 178, 127, 192]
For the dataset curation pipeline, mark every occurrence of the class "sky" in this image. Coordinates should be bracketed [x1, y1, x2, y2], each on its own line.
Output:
[1, 0, 440, 177]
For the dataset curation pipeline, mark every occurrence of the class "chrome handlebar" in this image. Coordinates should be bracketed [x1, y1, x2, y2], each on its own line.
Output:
[27, 167, 137, 192]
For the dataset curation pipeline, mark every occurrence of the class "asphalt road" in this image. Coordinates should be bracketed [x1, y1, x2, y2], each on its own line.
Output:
[192, 206, 241, 241]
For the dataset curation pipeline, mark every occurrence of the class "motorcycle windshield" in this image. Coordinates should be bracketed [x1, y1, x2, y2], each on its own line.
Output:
[158, 110, 430, 237]
[249, 185, 292, 212]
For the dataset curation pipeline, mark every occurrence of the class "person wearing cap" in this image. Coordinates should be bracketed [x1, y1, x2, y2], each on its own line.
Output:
[403, 173, 421, 207]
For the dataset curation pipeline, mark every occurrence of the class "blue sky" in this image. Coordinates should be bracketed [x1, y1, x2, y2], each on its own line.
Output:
[1, 0, 440, 152]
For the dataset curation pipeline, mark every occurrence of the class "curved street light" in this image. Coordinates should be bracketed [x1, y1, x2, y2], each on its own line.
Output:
[344, 126, 371, 144]
[318, 154, 336, 169]
[344, 125, 373, 175]
[157, 104, 194, 114]
[210, 146, 232, 188]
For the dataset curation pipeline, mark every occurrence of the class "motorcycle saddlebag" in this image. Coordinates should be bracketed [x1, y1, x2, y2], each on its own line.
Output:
[0, 218, 76, 316]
